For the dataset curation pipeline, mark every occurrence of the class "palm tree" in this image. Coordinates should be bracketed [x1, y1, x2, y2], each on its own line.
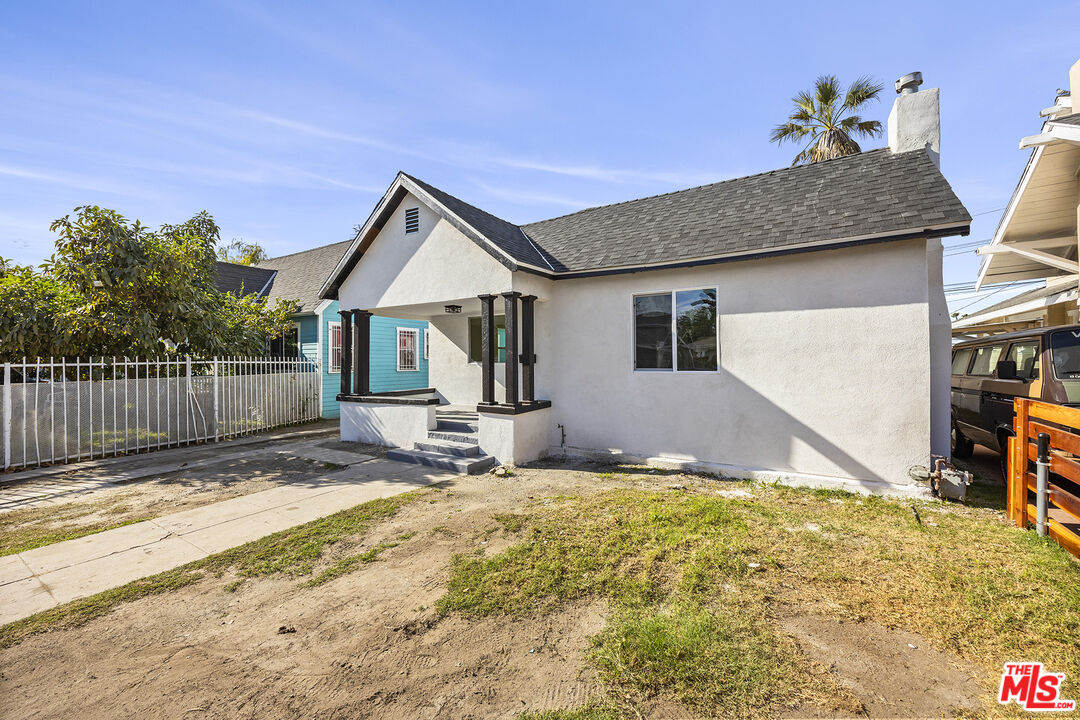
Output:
[770, 75, 885, 165]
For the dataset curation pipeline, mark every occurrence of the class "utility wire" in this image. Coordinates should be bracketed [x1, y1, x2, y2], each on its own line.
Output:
[949, 279, 1039, 315]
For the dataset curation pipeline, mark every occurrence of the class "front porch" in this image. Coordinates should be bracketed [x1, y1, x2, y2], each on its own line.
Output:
[335, 293, 552, 471]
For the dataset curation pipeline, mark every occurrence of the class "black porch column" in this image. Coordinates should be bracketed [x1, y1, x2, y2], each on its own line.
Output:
[521, 295, 536, 403]
[338, 309, 353, 396]
[478, 295, 496, 405]
[352, 309, 372, 396]
[503, 292, 521, 406]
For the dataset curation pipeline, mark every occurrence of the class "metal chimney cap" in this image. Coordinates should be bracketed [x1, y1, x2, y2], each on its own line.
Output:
[895, 71, 923, 95]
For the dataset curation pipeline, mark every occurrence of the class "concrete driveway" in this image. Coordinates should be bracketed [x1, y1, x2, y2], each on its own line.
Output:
[0, 428, 456, 625]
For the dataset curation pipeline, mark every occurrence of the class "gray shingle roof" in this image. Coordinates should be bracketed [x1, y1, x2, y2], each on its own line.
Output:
[1050, 114, 1080, 127]
[519, 148, 970, 273]
[403, 174, 559, 271]
[214, 262, 276, 297]
[257, 240, 352, 313]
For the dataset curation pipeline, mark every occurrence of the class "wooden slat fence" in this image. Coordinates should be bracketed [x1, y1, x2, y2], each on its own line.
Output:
[1007, 398, 1080, 557]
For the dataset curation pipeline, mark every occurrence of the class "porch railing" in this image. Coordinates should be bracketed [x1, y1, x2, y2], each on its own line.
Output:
[2, 356, 320, 471]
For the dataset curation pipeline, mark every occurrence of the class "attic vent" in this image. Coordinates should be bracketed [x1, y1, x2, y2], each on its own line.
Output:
[404, 207, 419, 234]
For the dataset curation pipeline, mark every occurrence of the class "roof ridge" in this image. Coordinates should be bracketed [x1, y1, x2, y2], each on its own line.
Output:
[215, 259, 275, 271]
[522, 147, 892, 228]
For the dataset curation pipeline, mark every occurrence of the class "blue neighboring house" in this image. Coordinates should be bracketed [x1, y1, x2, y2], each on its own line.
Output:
[215, 240, 429, 419]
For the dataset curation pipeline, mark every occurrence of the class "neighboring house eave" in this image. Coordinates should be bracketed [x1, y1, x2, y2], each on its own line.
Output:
[976, 118, 1080, 290]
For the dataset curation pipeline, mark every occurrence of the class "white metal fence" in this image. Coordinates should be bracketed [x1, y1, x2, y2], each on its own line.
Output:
[2, 356, 321, 470]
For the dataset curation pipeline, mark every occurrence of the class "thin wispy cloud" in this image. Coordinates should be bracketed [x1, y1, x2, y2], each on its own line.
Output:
[491, 156, 723, 188]
[468, 178, 592, 212]
[0, 163, 144, 197]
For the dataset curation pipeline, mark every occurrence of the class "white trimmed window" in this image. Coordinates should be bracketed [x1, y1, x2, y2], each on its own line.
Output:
[328, 321, 342, 373]
[397, 328, 419, 371]
[423, 328, 430, 360]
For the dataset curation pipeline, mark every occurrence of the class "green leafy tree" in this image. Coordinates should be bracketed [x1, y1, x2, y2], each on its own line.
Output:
[0, 261, 79, 359]
[0, 207, 297, 361]
[769, 75, 884, 165]
[216, 238, 269, 266]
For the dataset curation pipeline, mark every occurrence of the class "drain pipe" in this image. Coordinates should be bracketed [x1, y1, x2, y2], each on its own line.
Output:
[1036, 432, 1050, 536]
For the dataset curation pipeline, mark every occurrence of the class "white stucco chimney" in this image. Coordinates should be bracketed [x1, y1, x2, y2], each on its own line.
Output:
[888, 71, 941, 168]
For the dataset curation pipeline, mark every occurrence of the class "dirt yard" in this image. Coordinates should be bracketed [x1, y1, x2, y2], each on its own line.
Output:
[1, 461, 1076, 719]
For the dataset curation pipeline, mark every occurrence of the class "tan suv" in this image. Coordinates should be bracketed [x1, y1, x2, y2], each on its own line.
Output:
[951, 324, 1080, 477]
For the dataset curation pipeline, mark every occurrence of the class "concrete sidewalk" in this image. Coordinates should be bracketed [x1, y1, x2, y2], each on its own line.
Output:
[0, 458, 456, 625]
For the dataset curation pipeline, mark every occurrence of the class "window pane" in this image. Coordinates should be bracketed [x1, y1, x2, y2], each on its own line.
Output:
[1006, 342, 1039, 379]
[950, 348, 972, 375]
[468, 315, 506, 362]
[635, 293, 673, 369]
[968, 345, 1004, 376]
[1051, 331, 1080, 379]
[675, 289, 717, 371]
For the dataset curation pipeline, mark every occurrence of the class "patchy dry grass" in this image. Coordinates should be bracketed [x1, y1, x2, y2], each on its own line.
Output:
[439, 483, 1080, 718]
[0, 496, 152, 556]
[0, 489, 430, 649]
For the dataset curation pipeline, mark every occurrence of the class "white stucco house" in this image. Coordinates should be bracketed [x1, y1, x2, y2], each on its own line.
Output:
[319, 77, 971, 495]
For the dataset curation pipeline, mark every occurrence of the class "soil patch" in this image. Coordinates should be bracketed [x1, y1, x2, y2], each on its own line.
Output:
[782, 614, 983, 718]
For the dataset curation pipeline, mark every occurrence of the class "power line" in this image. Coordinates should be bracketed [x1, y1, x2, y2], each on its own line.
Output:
[949, 279, 1040, 315]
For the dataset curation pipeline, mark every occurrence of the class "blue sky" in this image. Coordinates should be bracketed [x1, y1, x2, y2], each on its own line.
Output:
[1, 1, 1078, 314]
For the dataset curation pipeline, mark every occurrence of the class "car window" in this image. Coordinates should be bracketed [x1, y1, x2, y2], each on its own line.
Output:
[1006, 342, 1040, 380]
[951, 348, 973, 375]
[968, 345, 1005, 376]
[1051, 330, 1080, 380]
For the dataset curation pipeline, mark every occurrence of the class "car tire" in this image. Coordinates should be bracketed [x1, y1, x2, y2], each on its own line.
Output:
[997, 430, 1013, 483]
[951, 422, 974, 459]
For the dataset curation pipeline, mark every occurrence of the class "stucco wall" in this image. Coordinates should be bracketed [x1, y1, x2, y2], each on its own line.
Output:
[338, 192, 513, 310]
[478, 408, 552, 465]
[542, 239, 934, 488]
[340, 401, 435, 448]
[427, 314, 513, 406]
[926, 240, 951, 458]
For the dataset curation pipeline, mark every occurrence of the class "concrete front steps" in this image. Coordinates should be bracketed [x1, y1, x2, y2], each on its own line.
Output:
[386, 412, 497, 474]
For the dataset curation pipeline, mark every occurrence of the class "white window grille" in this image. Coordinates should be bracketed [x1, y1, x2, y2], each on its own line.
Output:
[397, 328, 419, 371]
[328, 321, 342, 373]
[423, 328, 430, 360]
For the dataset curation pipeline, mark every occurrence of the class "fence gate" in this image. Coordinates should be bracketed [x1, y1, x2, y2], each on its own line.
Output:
[1007, 398, 1080, 557]
[2, 356, 321, 471]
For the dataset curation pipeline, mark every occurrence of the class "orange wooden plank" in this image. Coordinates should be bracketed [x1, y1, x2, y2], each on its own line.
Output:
[1029, 421, 1080, 457]
[1027, 401, 1080, 430]
[1024, 472, 1080, 521]
[1025, 444, 1080, 484]
[1048, 519, 1080, 558]
[1050, 486, 1080, 524]
[1013, 400, 1030, 527]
